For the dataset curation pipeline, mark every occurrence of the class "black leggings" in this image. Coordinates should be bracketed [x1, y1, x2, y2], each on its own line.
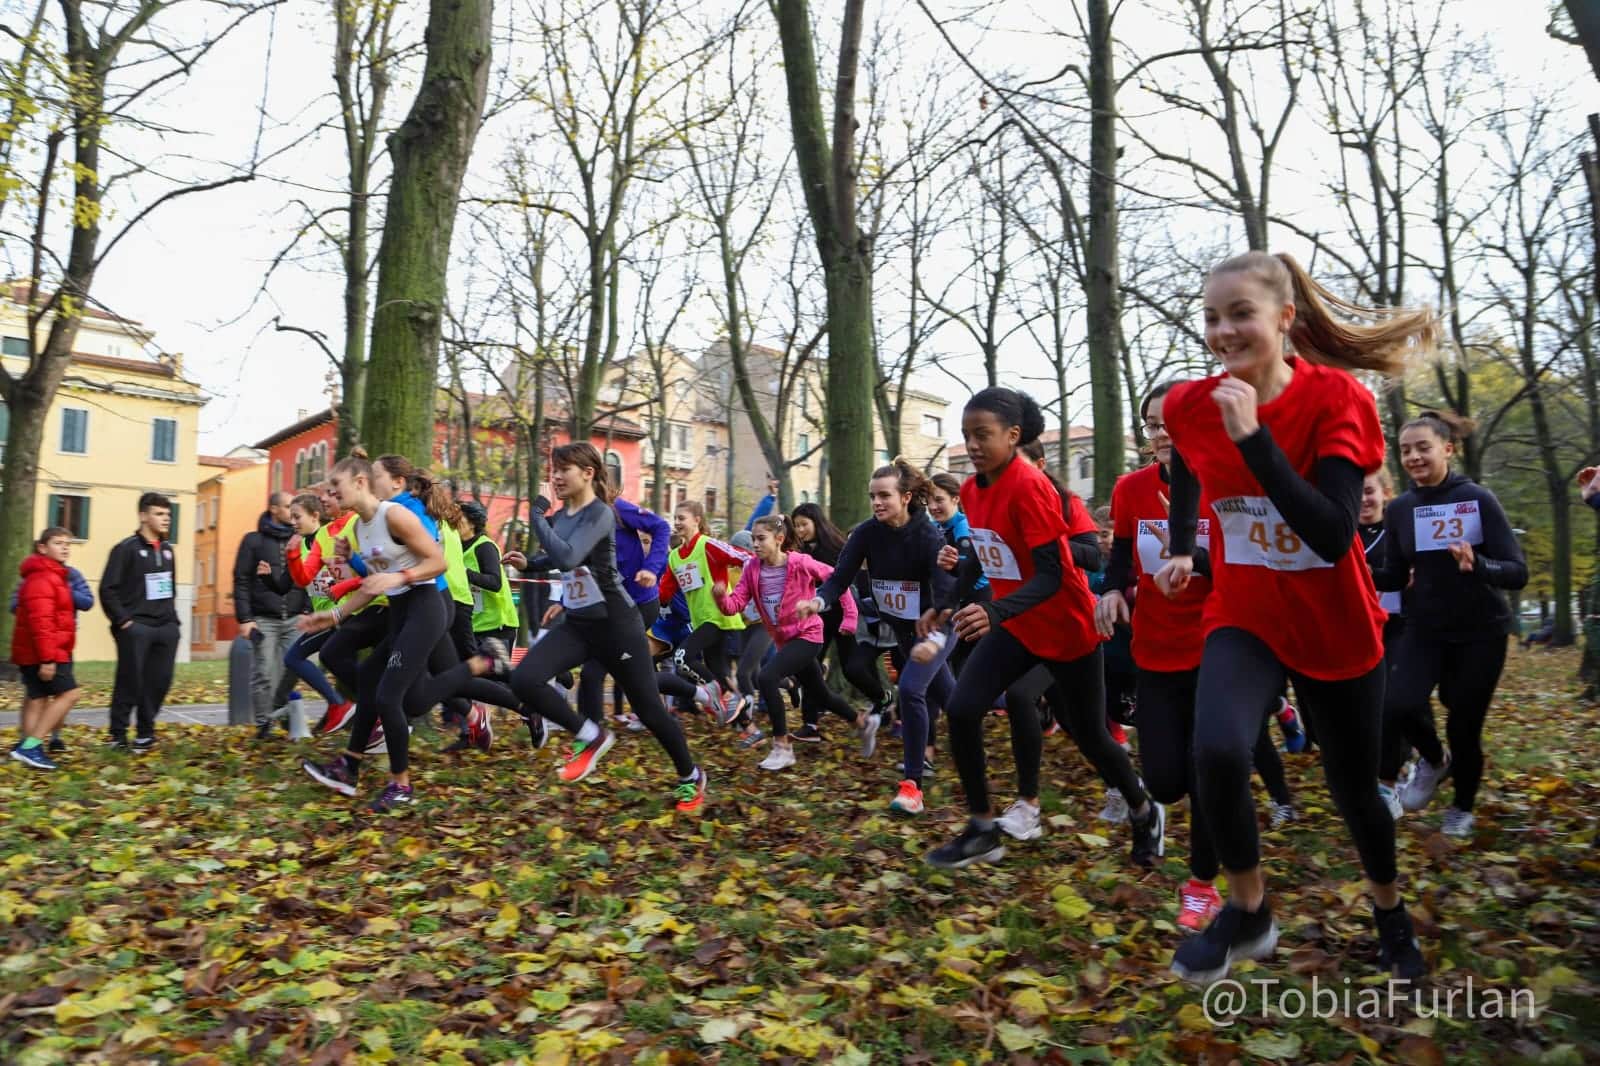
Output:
[579, 599, 659, 723]
[1195, 627, 1394, 884]
[347, 590, 448, 776]
[761, 639, 856, 737]
[947, 626, 1147, 815]
[443, 599, 477, 721]
[680, 622, 735, 689]
[318, 605, 389, 696]
[737, 626, 771, 698]
[507, 610, 695, 778]
[1381, 628, 1507, 812]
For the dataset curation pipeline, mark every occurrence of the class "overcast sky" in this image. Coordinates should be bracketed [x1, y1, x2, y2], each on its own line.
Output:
[59, 0, 1596, 454]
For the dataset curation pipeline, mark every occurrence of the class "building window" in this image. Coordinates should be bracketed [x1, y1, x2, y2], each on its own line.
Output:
[800, 490, 811, 504]
[60, 408, 88, 454]
[674, 483, 687, 508]
[152, 417, 178, 463]
[47, 493, 90, 539]
[798, 432, 810, 455]
[604, 449, 624, 493]
[197, 558, 205, 587]
[704, 488, 718, 514]
[922, 413, 943, 438]
[166, 502, 180, 545]
[876, 449, 891, 466]
[195, 500, 205, 531]
[0, 397, 8, 462]
[2, 336, 26, 357]
[1077, 453, 1092, 481]
[670, 423, 690, 452]
[271, 461, 282, 494]
[642, 479, 654, 504]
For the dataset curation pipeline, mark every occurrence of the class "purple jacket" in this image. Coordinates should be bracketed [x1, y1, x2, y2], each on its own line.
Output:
[614, 497, 671, 606]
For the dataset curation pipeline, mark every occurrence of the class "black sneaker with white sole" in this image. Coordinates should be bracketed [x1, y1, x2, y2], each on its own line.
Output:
[925, 821, 1007, 869]
[1130, 801, 1166, 868]
[1171, 899, 1278, 985]
[1374, 900, 1427, 981]
[302, 754, 359, 797]
[132, 736, 156, 755]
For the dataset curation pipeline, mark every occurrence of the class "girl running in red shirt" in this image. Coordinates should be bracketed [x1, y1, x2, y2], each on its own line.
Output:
[1158, 250, 1435, 984]
[920, 386, 1160, 870]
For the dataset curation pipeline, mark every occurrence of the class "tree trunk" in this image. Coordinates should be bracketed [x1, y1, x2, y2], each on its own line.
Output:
[360, 0, 491, 461]
[774, 0, 875, 526]
[1085, 0, 1125, 503]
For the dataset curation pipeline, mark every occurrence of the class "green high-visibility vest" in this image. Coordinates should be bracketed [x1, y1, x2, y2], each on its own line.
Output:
[464, 534, 519, 631]
[441, 524, 473, 607]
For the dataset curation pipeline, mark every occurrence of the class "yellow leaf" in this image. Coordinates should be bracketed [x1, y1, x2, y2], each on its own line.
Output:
[1175, 1003, 1212, 1031]
[120, 1019, 161, 1045]
[1010, 987, 1049, 1021]
[1091, 921, 1116, 938]
[304, 979, 344, 999]
[466, 881, 498, 900]
[1051, 884, 1094, 922]
[363, 916, 401, 935]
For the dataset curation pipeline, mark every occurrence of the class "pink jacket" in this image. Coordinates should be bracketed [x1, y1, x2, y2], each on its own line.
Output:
[715, 551, 857, 646]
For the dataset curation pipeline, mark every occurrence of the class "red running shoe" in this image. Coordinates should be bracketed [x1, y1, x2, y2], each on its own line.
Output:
[467, 703, 494, 752]
[321, 700, 357, 734]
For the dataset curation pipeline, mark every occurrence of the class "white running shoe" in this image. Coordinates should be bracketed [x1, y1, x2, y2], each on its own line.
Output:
[1378, 782, 1403, 822]
[1400, 753, 1452, 812]
[858, 712, 880, 759]
[1440, 807, 1475, 839]
[1098, 787, 1128, 824]
[759, 744, 796, 772]
[995, 799, 1043, 841]
[1269, 802, 1296, 829]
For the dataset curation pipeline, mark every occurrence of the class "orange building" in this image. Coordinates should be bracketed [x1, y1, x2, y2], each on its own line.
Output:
[191, 450, 269, 657]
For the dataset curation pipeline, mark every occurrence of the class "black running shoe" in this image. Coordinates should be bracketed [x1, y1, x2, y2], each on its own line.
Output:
[105, 736, 129, 752]
[132, 736, 156, 755]
[1171, 899, 1278, 985]
[48, 735, 65, 753]
[526, 713, 548, 751]
[1130, 801, 1166, 868]
[302, 754, 359, 797]
[792, 724, 824, 744]
[925, 821, 1007, 869]
[1374, 901, 1426, 981]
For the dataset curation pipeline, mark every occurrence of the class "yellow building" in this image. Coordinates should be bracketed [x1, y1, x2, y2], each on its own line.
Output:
[1, 294, 206, 663]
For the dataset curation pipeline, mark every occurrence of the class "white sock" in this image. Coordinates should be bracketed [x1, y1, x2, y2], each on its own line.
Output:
[576, 720, 601, 745]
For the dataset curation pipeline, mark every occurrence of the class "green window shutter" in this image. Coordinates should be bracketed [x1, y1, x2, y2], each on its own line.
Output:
[80, 495, 90, 540]
[167, 501, 178, 544]
[47, 493, 60, 528]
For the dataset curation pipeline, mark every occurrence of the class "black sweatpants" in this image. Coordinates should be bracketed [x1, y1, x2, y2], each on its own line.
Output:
[442, 599, 477, 723]
[1195, 627, 1394, 884]
[946, 626, 1147, 816]
[506, 610, 696, 779]
[1381, 627, 1507, 812]
[319, 605, 390, 696]
[346, 590, 448, 775]
[760, 638, 856, 737]
[679, 622, 735, 689]
[579, 599, 659, 723]
[109, 620, 180, 740]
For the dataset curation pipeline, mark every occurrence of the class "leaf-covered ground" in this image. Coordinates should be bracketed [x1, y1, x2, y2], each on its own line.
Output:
[0, 659, 229, 710]
[1, 646, 1597, 1064]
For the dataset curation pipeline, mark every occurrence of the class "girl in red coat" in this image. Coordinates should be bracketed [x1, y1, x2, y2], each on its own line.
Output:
[1158, 250, 1436, 985]
[11, 527, 84, 769]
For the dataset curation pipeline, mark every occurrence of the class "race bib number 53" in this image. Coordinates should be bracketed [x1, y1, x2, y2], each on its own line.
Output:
[1413, 501, 1482, 551]
[1213, 497, 1331, 572]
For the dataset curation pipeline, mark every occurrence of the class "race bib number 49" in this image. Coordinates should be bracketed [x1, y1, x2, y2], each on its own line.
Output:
[1213, 497, 1331, 572]
[1413, 500, 1482, 552]
[968, 528, 1021, 581]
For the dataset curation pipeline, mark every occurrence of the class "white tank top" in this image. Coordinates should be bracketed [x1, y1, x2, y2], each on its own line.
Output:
[357, 500, 426, 595]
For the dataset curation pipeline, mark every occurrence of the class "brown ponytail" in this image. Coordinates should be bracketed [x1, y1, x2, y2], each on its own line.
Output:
[1208, 251, 1439, 376]
[375, 454, 469, 538]
[871, 456, 933, 511]
[675, 499, 708, 535]
[1403, 409, 1475, 446]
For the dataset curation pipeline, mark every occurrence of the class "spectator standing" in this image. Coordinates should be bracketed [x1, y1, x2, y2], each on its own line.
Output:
[233, 492, 308, 739]
[10, 527, 85, 769]
[101, 492, 180, 752]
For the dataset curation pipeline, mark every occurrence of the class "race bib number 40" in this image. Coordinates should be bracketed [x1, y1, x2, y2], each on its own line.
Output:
[561, 567, 602, 609]
[968, 528, 1021, 581]
[1135, 518, 1211, 576]
[1213, 497, 1332, 572]
[1413, 500, 1482, 552]
[871, 579, 921, 620]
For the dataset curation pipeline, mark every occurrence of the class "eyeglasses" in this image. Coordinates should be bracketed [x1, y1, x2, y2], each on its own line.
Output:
[1142, 421, 1167, 435]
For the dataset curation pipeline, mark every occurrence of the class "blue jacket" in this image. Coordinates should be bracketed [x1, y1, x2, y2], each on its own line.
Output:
[613, 497, 671, 605]
[937, 510, 989, 593]
[744, 493, 777, 531]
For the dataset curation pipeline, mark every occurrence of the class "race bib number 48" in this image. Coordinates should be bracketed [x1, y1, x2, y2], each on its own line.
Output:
[871, 579, 921, 620]
[968, 528, 1021, 581]
[1413, 500, 1482, 551]
[1213, 497, 1332, 572]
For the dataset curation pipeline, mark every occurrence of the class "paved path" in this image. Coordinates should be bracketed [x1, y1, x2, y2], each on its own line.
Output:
[0, 702, 328, 728]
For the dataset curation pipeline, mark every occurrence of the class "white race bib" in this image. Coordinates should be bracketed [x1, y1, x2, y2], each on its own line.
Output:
[560, 567, 602, 609]
[1213, 497, 1332, 572]
[1136, 518, 1211, 575]
[743, 600, 761, 623]
[968, 528, 1021, 581]
[1379, 590, 1402, 614]
[1413, 501, 1482, 552]
[672, 561, 704, 592]
[871, 579, 921, 620]
[145, 571, 174, 601]
[762, 592, 783, 620]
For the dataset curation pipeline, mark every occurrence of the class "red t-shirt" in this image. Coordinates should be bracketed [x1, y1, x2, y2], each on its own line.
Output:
[1110, 461, 1210, 673]
[1064, 491, 1096, 538]
[962, 457, 1100, 662]
[1164, 358, 1387, 681]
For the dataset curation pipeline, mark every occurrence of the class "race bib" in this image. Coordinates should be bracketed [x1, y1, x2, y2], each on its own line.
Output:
[560, 567, 602, 609]
[1213, 497, 1332, 572]
[1413, 501, 1482, 552]
[762, 592, 783, 619]
[871, 579, 921, 620]
[968, 528, 1021, 581]
[743, 601, 761, 623]
[673, 561, 704, 592]
[1136, 518, 1211, 575]
[1379, 590, 1402, 614]
[145, 571, 174, 601]
[471, 587, 485, 613]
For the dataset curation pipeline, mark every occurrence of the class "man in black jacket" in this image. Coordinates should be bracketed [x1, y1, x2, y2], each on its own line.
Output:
[233, 492, 307, 737]
[101, 492, 180, 752]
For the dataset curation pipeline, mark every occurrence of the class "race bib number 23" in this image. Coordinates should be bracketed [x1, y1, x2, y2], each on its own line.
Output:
[1413, 501, 1482, 552]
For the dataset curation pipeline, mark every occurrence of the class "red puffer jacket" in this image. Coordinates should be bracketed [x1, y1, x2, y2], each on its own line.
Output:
[11, 554, 75, 665]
